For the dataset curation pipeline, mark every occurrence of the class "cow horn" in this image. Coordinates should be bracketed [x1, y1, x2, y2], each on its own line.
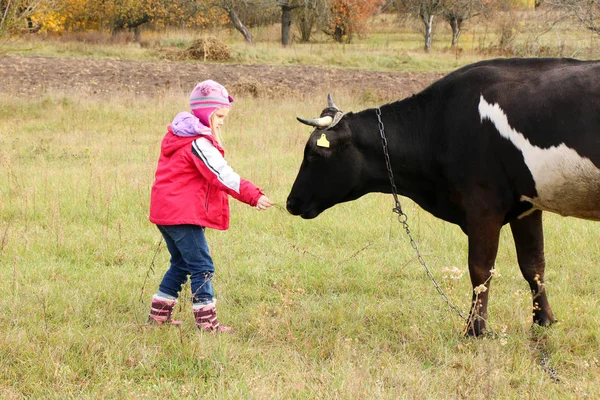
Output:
[327, 93, 339, 110]
[296, 115, 333, 127]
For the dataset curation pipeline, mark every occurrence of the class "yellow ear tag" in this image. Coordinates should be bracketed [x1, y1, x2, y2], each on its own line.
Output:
[317, 133, 330, 148]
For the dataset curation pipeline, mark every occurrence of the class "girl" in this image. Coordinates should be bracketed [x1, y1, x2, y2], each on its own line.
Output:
[148, 80, 273, 332]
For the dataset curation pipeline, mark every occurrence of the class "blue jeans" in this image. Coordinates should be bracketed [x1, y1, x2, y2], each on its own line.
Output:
[156, 224, 215, 304]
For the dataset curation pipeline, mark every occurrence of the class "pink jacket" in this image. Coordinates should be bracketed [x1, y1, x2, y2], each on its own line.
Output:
[149, 126, 263, 230]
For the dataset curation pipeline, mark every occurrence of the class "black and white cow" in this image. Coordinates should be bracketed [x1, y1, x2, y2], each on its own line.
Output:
[286, 57, 600, 336]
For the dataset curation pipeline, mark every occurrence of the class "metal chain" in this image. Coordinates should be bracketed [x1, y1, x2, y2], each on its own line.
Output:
[540, 350, 560, 382]
[375, 108, 468, 322]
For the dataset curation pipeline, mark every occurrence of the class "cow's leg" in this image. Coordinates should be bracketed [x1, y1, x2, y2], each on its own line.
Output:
[510, 210, 556, 327]
[465, 216, 503, 337]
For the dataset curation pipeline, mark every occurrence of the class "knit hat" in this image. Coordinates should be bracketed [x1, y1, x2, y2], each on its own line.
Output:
[189, 80, 234, 127]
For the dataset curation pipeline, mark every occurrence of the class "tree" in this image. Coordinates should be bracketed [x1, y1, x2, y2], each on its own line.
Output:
[105, 0, 156, 38]
[293, 0, 329, 42]
[395, 0, 444, 52]
[226, 3, 253, 42]
[543, 0, 600, 35]
[190, 0, 254, 43]
[278, 0, 303, 46]
[441, 0, 492, 47]
[50, 0, 176, 39]
[202, 0, 278, 43]
[1, 0, 50, 39]
[327, 0, 384, 43]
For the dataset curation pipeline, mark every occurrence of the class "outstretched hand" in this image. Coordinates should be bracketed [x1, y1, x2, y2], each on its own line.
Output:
[255, 195, 274, 211]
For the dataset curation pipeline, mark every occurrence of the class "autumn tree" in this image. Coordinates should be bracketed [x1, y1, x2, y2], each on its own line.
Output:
[45, 0, 175, 38]
[1, 0, 51, 39]
[52, 0, 99, 31]
[105, 0, 155, 38]
[326, 0, 385, 43]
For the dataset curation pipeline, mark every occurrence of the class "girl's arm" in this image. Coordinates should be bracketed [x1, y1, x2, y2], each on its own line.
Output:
[190, 137, 263, 206]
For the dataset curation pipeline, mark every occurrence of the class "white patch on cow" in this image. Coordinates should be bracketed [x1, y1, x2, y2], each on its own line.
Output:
[478, 95, 600, 220]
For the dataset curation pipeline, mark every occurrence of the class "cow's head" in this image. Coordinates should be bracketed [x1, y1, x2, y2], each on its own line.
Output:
[286, 94, 366, 219]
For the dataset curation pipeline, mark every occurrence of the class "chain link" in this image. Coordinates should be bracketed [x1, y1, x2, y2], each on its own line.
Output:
[375, 108, 468, 321]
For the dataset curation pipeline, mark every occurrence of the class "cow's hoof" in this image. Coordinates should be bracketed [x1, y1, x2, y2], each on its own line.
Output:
[533, 315, 558, 327]
[533, 307, 557, 327]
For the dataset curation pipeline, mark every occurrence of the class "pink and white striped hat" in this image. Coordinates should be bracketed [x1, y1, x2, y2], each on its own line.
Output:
[189, 80, 234, 127]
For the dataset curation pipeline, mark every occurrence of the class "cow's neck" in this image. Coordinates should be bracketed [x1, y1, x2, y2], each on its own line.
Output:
[356, 95, 458, 224]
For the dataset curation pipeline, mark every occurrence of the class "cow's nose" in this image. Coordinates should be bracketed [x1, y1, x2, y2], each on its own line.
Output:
[286, 197, 298, 214]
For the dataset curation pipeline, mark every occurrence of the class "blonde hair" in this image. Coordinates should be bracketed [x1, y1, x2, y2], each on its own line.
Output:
[209, 112, 224, 146]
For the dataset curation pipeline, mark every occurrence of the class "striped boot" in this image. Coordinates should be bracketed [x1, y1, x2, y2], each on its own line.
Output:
[193, 301, 232, 333]
[147, 294, 183, 325]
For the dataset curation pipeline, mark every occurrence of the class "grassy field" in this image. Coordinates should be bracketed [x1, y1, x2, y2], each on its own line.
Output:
[1, 9, 600, 398]
[1, 85, 600, 398]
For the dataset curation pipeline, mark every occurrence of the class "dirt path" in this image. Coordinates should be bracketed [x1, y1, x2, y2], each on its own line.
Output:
[1, 55, 443, 100]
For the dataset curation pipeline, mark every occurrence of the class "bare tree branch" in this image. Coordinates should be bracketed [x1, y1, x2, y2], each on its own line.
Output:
[441, 0, 493, 47]
[543, 0, 600, 35]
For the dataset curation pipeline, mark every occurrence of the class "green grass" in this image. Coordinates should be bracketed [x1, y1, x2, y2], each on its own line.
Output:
[1, 90, 600, 398]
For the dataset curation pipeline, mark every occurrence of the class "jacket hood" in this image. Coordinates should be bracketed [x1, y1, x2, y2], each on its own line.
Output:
[161, 112, 214, 157]
[170, 112, 212, 137]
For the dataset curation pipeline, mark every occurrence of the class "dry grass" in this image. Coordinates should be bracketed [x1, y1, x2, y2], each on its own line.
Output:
[228, 77, 301, 99]
[164, 36, 232, 62]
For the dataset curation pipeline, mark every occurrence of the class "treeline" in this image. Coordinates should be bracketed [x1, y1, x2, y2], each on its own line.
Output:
[2, 0, 597, 51]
